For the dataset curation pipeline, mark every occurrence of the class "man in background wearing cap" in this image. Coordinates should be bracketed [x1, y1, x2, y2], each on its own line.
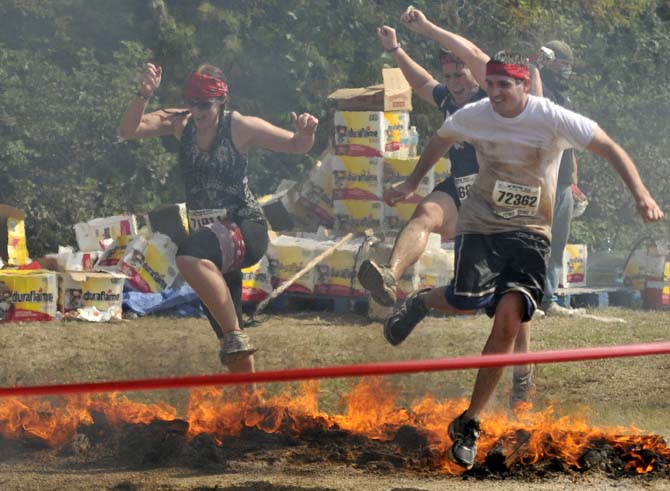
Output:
[536, 41, 587, 316]
[363, 7, 541, 410]
[382, 51, 664, 469]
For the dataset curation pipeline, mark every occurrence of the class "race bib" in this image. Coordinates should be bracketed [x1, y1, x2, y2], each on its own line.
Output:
[492, 180, 541, 219]
[188, 208, 229, 231]
[454, 174, 477, 201]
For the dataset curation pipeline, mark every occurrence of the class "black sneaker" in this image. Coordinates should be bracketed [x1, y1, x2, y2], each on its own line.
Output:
[383, 288, 430, 346]
[357, 259, 398, 307]
[447, 411, 481, 470]
[509, 369, 536, 410]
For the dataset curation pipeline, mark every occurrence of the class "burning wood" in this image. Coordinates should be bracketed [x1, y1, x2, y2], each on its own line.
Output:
[0, 380, 668, 479]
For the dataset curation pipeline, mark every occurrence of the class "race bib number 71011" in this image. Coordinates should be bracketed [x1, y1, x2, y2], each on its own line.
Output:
[492, 180, 541, 219]
[188, 208, 229, 231]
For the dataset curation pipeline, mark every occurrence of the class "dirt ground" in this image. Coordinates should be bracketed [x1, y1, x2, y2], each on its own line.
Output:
[0, 307, 669, 490]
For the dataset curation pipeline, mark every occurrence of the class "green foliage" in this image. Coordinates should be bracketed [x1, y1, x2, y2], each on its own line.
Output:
[1, 0, 669, 254]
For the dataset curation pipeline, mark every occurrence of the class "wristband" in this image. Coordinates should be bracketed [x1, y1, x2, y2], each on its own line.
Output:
[386, 43, 401, 53]
[135, 91, 152, 101]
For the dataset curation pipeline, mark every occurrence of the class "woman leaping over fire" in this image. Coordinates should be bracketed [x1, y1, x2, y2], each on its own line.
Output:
[119, 63, 318, 383]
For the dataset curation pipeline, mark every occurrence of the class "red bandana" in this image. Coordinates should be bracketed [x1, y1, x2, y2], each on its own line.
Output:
[486, 61, 530, 81]
[185, 72, 228, 101]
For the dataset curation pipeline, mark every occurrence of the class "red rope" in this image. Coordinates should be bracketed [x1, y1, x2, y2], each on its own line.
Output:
[1, 341, 668, 398]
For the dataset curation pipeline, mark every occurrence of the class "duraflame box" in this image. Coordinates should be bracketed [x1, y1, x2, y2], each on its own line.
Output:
[333, 199, 383, 234]
[118, 233, 179, 293]
[417, 237, 454, 290]
[433, 157, 452, 188]
[0, 205, 29, 266]
[74, 214, 138, 252]
[333, 111, 410, 158]
[327, 68, 412, 111]
[267, 235, 319, 294]
[296, 156, 334, 227]
[560, 244, 588, 288]
[313, 238, 368, 297]
[0, 270, 57, 323]
[331, 155, 384, 201]
[58, 271, 125, 319]
[642, 260, 670, 309]
[242, 256, 272, 303]
[382, 157, 435, 233]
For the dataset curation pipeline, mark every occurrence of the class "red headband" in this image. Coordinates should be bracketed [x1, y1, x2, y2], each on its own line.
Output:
[185, 72, 228, 101]
[486, 61, 530, 81]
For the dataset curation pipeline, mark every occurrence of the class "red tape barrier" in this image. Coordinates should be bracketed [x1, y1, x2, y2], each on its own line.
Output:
[1, 341, 669, 398]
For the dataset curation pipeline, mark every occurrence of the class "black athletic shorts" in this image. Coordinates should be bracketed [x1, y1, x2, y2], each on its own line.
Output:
[444, 231, 550, 321]
[176, 218, 268, 338]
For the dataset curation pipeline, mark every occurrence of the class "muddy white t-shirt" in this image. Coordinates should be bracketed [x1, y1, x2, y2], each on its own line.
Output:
[437, 95, 597, 239]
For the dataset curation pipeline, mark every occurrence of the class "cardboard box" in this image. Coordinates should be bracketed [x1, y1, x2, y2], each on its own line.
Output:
[118, 233, 179, 293]
[267, 235, 319, 294]
[333, 199, 383, 234]
[560, 244, 588, 288]
[327, 68, 412, 111]
[74, 214, 138, 252]
[382, 157, 435, 233]
[0, 270, 57, 323]
[0, 205, 29, 266]
[313, 238, 368, 297]
[58, 271, 125, 319]
[296, 156, 334, 227]
[334, 110, 410, 158]
[242, 256, 272, 303]
[331, 155, 384, 201]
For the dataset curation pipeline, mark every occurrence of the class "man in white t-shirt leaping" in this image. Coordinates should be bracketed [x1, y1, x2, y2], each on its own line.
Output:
[383, 51, 664, 470]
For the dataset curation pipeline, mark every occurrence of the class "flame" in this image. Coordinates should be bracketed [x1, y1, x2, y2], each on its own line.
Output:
[0, 378, 667, 475]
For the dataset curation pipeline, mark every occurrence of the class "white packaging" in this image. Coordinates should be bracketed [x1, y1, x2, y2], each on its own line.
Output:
[74, 214, 138, 252]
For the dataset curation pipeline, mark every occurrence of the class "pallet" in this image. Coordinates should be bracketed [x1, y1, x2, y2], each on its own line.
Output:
[556, 286, 640, 309]
[262, 292, 369, 315]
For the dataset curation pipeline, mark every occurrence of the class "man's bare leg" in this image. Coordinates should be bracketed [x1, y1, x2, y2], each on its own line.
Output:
[465, 292, 525, 420]
[359, 192, 457, 306]
[388, 192, 457, 280]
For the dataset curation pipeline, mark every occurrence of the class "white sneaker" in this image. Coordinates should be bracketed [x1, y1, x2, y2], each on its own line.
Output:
[533, 308, 546, 319]
[544, 303, 585, 317]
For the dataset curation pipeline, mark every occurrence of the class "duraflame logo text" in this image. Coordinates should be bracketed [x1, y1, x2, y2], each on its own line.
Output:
[83, 291, 121, 302]
[11, 291, 54, 303]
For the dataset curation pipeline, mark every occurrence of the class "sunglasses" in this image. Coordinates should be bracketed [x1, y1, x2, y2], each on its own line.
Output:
[187, 100, 216, 111]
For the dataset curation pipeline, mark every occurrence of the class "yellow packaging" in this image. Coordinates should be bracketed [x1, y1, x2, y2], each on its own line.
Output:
[58, 271, 125, 319]
[433, 157, 452, 187]
[0, 205, 29, 266]
[297, 156, 334, 226]
[332, 155, 383, 201]
[382, 157, 435, 233]
[334, 111, 410, 158]
[314, 239, 367, 297]
[333, 199, 383, 234]
[242, 256, 272, 303]
[561, 244, 588, 288]
[118, 233, 179, 293]
[267, 236, 318, 294]
[0, 270, 57, 323]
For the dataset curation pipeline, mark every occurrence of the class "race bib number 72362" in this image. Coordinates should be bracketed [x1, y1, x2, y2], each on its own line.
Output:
[492, 180, 541, 219]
